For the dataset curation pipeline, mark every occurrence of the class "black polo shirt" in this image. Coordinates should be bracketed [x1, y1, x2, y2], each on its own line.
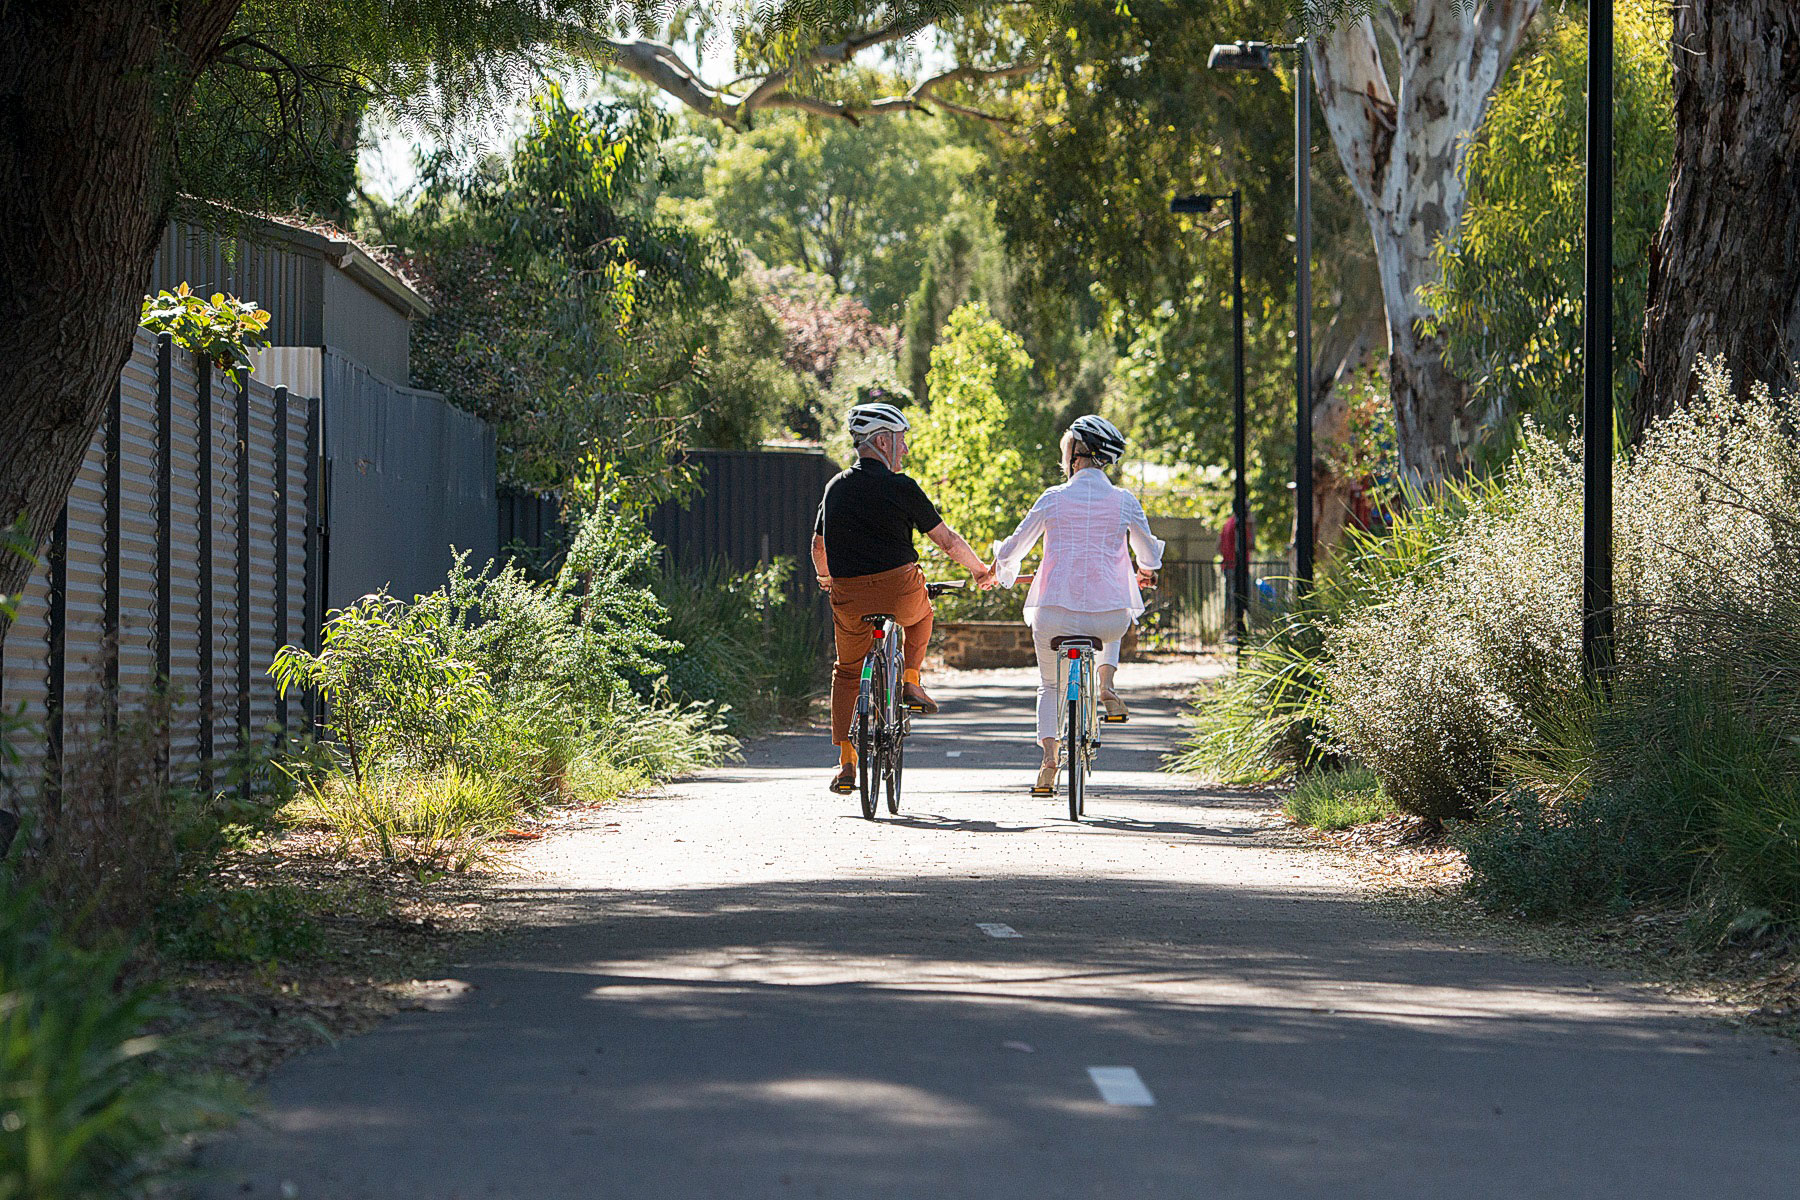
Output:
[814, 457, 944, 579]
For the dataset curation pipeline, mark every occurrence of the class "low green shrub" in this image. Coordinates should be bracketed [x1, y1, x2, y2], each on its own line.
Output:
[156, 882, 322, 965]
[1170, 617, 1331, 782]
[0, 888, 238, 1198]
[654, 557, 826, 733]
[1285, 767, 1395, 831]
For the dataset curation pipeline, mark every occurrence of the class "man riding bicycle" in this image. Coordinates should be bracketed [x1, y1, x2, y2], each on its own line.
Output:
[812, 399, 995, 795]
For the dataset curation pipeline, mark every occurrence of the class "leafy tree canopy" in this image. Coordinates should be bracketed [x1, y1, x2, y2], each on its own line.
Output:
[1422, 0, 1673, 460]
[397, 89, 733, 503]
[684, 98, 982, 318]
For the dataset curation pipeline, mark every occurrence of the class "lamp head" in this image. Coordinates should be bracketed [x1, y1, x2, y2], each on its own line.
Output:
[1171, 194, 1225, 214]
[1208, 41, 1274, 71]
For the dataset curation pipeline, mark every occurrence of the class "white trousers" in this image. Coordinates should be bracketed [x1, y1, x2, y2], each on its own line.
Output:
[1027, 605, 1133, 742]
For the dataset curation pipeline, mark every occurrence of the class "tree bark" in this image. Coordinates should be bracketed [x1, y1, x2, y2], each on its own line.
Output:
[1636, 0, 1800, 438]
[0, 2, 240, 627]
[1307, 304, 1384, 564]
[1311, 0, 1541, 485]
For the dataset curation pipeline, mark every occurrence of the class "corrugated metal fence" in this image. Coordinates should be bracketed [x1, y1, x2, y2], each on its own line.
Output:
[1, 334, 500, 813]
[319, 351, 496, 610]
[1, 330, 313, 806]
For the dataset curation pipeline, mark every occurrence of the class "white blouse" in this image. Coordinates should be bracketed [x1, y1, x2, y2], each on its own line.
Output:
[992, 468, 1166, 619]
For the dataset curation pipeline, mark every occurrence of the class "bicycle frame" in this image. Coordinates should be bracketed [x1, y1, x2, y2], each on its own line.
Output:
[1056, 643, 1100, 819]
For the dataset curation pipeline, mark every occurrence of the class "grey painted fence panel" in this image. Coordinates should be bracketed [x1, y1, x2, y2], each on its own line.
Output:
[321, 351, 496, 609]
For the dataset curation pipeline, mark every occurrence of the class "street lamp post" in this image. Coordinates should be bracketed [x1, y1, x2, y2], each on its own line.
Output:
[1583, 1, 1615, 685]
[1172, 191, 1248, 643]
[1208, 39, 1314, 595]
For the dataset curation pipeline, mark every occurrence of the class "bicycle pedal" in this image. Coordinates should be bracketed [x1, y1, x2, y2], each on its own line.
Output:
[1102, 714, 1129, 724]
[1030, 786, 1055, 797]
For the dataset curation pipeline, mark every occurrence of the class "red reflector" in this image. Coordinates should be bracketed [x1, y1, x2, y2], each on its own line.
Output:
[1067, 648, 1080, 659]
[872, 629, 885, 639]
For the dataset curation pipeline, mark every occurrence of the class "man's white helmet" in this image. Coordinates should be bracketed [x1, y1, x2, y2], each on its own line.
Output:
[847, 401, 910, 443]
[1067, 414, 1128, 465]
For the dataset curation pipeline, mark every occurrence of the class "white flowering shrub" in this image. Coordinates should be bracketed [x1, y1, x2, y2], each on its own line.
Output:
[1320, 364, 1800, 838]
[1320, 432, 1584, 819]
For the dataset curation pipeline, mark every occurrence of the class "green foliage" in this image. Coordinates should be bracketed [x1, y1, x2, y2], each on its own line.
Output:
[689, 99, 980, 319]
[1423, 1, 1673, 455]
[1170, 618, 1333, 784]
[272, 498, 734, 864]
[1285, 767, 1395, 831]
[270, 597, 494, 789]
[137, 286, 271, 388]
[0, 888, 238, 1198]
[687, 271, 816, 448]
[180, 0, 636, 218]
[400, 88, 730, 502]
[1320, 446, 1581, 821]
[908, 304, 1056, 555]
[156, 883, 322, 966]
[653, 559, 827, 735]
[284, 764, 520, 872]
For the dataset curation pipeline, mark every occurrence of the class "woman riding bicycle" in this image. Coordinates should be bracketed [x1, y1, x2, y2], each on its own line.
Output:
[991, 415, 1164, 794]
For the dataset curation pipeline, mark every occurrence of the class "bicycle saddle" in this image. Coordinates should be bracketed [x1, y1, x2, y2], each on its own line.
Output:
[861, 613, 896, 626]
[1050, 635, 1103, 651]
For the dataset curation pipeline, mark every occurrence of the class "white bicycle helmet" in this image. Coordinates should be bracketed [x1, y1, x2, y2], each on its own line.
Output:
[847, 401, 910, 444]
[1067, 414, 1128, 465]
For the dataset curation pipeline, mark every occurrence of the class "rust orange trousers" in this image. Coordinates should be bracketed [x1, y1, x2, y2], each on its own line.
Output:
[829, 563, 933, 744]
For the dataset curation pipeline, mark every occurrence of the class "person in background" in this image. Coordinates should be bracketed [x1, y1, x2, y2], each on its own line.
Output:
[992, 415, 1163, 795]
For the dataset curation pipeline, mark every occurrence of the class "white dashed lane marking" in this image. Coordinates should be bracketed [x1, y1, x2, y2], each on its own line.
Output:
[1087, 1067, 1155, 1106]
[976, 923, 1021, 938]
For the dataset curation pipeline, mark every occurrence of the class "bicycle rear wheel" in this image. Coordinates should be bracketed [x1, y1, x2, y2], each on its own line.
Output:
[856, 706, 877, 820]
[1067, 695, 1084, 821]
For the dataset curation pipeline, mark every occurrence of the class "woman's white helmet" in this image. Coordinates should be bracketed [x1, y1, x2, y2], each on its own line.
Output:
[1067, 414, 1128, 465]
[847, 401, 910, 444]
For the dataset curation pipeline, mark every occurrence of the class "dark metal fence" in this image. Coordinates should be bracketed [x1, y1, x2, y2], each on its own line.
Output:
[319, 350, 496, 610]
[648, 448, 841, 573]
[1137, 559, 1294, 650]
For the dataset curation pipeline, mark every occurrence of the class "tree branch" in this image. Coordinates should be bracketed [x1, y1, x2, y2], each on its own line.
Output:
[582, 27, 1038, 131]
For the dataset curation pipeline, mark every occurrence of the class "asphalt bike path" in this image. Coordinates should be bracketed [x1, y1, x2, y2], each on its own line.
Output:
[201, 661, 1800, 1199]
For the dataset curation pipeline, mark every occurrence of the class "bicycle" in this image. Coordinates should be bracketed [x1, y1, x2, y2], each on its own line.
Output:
[1014, 573, 1146, 821]
[852, 580, 964, 820]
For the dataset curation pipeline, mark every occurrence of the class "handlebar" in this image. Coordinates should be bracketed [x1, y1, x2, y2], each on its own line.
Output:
[924, 580, 965, 597]
[1004, 573, 1155, 591]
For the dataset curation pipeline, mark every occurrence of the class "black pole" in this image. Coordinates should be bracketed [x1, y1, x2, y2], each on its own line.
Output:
[1582, 0, 1615, 684]
[1230, 191, 1249, 644]
[1294, 40, 1315, 594]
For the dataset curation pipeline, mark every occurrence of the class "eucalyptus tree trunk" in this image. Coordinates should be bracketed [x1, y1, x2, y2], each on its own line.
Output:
[1636, 0, 1800, 438]
[1311, 0, 1542, 485]
[0, 2, 241, 628]
[1307, 303, 1384, 563]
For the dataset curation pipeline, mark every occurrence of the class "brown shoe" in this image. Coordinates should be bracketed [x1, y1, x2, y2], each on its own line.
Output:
[828, 763, 856, 794]
[903, 683, 939, 715]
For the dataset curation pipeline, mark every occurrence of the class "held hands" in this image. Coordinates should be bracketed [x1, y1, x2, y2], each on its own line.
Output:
[1136, 567, 1158, 589]
[816, 573, 833, 593]
[972, 562, 999, 591]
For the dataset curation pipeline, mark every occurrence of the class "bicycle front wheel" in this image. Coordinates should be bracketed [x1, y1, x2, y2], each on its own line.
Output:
[856, 707, 877, 820]
[1067, 695, 1084, 821]
[886, 720, 904, 814]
